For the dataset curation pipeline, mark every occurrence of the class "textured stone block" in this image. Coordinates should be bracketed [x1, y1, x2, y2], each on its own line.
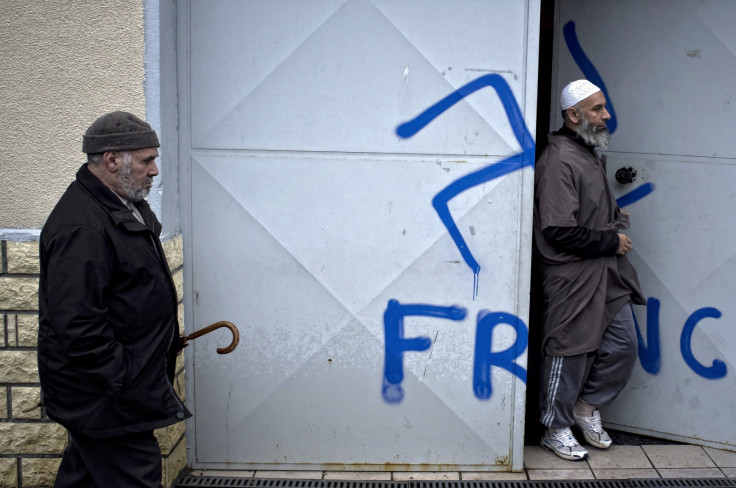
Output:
[21, 457, 60, 488]
[0, 351, 39, 383]
[12, 387, 42, 420]
[16, 314, 38, 347]
[6, 240, 40, 274]
[161, 435, 188, 488]
[0, 314, 6, 347]
[172, 269, 184, 303]
[6, 314, 18, 346]
[0, 387, 7, 419]
[0, 458, 18, 488]
[155, 420, 186, 456]
[0, 277, 39, 310]
[163, 234, 183, 271]
[0, 423, 67, 455]
[2, 314, 37, 347]
[177, 302, 185, 332]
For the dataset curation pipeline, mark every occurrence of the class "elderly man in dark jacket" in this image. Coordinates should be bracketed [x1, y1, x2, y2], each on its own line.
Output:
[38, 112, 191, 488]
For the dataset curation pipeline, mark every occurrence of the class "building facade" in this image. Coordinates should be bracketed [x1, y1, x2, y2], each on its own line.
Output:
[2, 1, 735, 486]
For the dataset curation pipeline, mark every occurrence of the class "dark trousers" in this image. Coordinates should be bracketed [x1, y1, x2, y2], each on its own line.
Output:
[54, 430, 163, 488]
[540, 304, 638, 429]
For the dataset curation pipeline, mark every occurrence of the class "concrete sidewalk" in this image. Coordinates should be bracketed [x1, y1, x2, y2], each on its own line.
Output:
[185, 445, 736, 481]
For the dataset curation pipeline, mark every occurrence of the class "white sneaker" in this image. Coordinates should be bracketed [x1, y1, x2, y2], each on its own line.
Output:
[574, 409, 612, 449]
[541, 427, 588, 461]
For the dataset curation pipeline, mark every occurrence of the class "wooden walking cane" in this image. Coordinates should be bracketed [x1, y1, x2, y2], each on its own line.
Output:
[180, 321, 239, 354]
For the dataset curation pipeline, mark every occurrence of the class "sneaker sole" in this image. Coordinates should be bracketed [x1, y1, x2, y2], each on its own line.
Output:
[581, 432, 612, 449]
[540, 440, 588, 461]
[573, 419, 613, 449]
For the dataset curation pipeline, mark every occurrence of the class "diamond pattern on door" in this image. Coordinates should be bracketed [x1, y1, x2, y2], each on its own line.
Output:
[185, 0, 538, 468]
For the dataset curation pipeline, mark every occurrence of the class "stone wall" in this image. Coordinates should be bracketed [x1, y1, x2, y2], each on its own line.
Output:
[0, 235, 187, 488]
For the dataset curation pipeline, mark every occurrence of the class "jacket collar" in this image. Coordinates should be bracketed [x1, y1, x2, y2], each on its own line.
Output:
[75, 164, 160, 234]
[554, 125, 598, 156]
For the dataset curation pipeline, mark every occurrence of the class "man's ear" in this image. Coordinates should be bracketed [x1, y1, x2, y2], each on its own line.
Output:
[566, 107, 581, 124]
[102, 151, 119, 172]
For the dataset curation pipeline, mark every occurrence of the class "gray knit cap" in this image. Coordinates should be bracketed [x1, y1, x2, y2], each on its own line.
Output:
[82, 111, 160, 153]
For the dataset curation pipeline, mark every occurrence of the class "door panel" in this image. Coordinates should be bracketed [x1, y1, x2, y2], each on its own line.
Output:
[183, 0, 540, 469]
[553, 0, 736, 449]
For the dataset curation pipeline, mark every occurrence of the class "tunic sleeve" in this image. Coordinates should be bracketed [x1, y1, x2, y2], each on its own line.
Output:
[543, 226, 620, 257]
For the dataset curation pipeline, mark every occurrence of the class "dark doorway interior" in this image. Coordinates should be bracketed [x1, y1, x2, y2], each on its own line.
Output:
[524, 0, 555, 446]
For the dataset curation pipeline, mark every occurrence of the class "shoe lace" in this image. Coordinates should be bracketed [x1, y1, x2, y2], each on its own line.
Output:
[552, 428, 580, 447]
[587, 414, 604, 433]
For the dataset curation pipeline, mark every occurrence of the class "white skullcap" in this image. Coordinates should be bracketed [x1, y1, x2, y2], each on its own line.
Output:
[560, 79, 601, 110]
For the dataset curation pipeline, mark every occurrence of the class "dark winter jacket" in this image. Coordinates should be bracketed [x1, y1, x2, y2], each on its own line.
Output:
[38, 164, 191, 438]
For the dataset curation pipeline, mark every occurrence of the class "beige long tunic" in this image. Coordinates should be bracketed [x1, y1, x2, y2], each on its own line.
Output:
[533, 133, 645, 356]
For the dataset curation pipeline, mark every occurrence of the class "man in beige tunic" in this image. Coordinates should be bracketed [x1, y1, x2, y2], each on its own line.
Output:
[533, 80, 645, 461]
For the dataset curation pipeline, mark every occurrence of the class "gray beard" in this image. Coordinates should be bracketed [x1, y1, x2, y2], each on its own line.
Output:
[117, 158, 152, 202]
[576, 115, 611, 149]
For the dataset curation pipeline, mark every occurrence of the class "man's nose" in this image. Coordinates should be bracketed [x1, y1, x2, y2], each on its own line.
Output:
[149, 162, 159, 177]
[602, 108, 611, 121]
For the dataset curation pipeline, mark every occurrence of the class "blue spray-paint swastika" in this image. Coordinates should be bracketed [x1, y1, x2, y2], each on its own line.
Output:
[396, 74, 535, 297]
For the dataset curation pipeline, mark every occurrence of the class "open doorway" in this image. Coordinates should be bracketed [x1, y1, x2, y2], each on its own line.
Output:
[526, 0, 736, 451]
[524, 0, 555, 447]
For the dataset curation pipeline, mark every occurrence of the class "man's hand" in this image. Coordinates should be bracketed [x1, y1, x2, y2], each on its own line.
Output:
[617, 233, 633, 255]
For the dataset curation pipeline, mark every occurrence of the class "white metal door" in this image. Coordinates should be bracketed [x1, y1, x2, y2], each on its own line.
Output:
[553, 0, 736, 450]
[180, 0, 540, 470]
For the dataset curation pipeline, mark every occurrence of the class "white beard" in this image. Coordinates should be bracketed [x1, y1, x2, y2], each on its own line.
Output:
[117, 155, 152, 202]
[576, 115, 611, 149]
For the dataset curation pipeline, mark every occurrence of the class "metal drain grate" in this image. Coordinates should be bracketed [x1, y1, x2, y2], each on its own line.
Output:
[173, 478, 736, 488]
[407, 482, 632, 488]
[174, 479, 396, 488]
[630, 481, 736, 488]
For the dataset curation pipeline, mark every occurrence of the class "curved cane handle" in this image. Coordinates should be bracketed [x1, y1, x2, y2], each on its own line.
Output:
[181, 321, 239, 354]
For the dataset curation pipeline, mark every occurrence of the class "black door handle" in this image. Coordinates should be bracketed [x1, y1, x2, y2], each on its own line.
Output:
[615, 166, 637, 184]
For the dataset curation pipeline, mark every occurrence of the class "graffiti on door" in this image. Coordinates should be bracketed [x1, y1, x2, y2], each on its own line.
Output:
[565, 19, 727, 381]
[635, 298, 726, 380]
[383, 62, 726, 404]
[396, 74, 535, 299]
[384, 74, 532, 404]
